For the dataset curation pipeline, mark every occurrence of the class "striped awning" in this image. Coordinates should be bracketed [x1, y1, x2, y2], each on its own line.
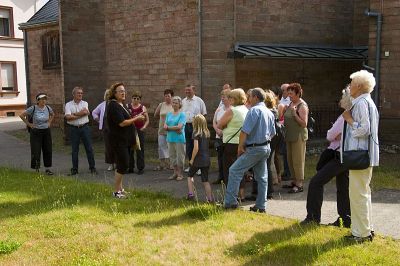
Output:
[232, 43, 368, 60]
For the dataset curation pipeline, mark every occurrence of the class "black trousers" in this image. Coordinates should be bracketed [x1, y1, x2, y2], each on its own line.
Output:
[30, 128, 52, 169]
[129, 130, 145, 171]
[306, 157, 350, 223]
[185, 123, 194, 160]
[216, 143, 224, 180]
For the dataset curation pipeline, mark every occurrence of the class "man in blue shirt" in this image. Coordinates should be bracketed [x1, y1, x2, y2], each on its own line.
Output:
[224, 88, 276, 212]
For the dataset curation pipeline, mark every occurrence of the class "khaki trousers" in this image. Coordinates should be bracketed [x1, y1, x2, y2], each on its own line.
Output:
[349, 167, 373, 237]
[286, 138, 306, 186]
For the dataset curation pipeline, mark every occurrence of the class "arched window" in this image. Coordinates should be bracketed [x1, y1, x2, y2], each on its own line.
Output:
[42, 30, 60, 69]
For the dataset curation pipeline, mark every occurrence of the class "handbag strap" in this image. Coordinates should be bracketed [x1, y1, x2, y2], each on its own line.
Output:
[342, 98, 371, 152]
[225, 127, 242, 144]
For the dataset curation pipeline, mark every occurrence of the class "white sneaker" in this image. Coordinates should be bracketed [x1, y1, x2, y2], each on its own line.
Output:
[113, 191, 126, 199]
[107, 165, 114, 171]
[184, 167, 190, 173]
[196, 169, 201, 175]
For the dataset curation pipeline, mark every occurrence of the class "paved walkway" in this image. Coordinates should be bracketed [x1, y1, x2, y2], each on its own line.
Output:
[1, 117, 399, 239]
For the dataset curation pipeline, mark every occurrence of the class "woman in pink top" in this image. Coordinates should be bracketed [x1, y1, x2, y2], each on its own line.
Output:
[300, 87, 352, 227]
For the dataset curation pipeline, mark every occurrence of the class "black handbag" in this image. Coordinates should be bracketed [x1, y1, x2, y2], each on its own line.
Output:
[342, 150, 370, 170]
[341, 100, 371, 170]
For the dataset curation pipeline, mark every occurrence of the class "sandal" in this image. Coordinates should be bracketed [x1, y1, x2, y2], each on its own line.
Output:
[153, 166, 164, 171]
[288, 186, 304, 193]
[176, 176, 184, 181]
[168, 174, 177, 180]
[282, 182, 296, 189]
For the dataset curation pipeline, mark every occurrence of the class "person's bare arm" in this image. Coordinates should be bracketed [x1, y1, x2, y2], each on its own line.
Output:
[217, 109, 233, 130]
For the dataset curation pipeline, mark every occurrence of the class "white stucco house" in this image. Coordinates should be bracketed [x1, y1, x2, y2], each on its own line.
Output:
[0, 0, 48, 117]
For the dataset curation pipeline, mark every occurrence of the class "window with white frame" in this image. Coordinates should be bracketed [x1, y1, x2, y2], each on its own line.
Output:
[0, 6, 13, 37]
[0, 62, 17, 91]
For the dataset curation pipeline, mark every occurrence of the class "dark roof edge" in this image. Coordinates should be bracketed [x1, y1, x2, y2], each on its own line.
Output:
[234, 42, 368, 50]
[19, 20, 58, 30]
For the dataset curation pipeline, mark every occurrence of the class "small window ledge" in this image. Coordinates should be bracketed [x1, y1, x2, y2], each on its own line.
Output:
[0, 91, 20, 97]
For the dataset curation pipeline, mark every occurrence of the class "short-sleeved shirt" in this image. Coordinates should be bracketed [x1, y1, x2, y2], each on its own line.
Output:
[158, 102, 174, 135]
[106, 100, 135, 147]
[181, 95, 207, 123]
[242, 102, 276, 145]
[192, 135, 210, 167]
[26, 105, 54, 129]
[65, 100, 90, 126]
[165, 111, 186, 143]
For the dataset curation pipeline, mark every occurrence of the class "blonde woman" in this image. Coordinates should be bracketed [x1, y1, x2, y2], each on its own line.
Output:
[217, 88, 248, 200]
[186, 114, 213, 202]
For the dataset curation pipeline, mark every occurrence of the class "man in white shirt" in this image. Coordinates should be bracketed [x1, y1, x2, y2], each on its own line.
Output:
[181, 84, 207, 172]
[65, 86, 97, 175]
[279, 83, 291, 106]
[278, 83, 291, 180]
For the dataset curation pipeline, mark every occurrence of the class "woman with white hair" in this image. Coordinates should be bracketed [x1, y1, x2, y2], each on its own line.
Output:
[342, 70, 379, 242]
[164, 96, 186, 181]
[301, 86, 352, 227]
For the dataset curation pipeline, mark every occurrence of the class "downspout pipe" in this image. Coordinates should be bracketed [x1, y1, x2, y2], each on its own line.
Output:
[198, 0, 203, 97]
[23, 30, 31, 107]
[365, 9, 382, 107]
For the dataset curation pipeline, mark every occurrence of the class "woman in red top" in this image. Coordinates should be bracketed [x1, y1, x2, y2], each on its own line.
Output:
[128, 90, 149, 174]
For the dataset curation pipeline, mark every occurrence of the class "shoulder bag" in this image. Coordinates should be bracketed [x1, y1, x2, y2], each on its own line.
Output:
[342, 100, 370, 170]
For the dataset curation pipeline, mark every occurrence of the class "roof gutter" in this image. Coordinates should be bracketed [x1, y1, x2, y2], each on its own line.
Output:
[19, 20, 58, 30]
[365, 9, 382, 108]
[22, 30, 31, 107]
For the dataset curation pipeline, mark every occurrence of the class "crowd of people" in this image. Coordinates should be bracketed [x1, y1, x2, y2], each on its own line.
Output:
[19, 70, 379, 243]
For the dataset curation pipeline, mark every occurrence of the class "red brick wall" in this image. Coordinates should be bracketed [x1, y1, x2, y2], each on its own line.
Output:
[60, 0, 107, 112]
[104, 0, 199, 113]
[235, 0, 354, 46]
[235, 58, 362, 104]
[368, 0, 400, 142]
[201, 0, 235, 109]
[25, 26, 64, 127]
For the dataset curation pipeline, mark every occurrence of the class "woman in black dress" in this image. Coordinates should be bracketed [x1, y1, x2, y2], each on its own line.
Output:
[106, 82, 145, 198]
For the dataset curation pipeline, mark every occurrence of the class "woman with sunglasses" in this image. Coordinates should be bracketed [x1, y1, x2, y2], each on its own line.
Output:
[128, 91, 149, 174]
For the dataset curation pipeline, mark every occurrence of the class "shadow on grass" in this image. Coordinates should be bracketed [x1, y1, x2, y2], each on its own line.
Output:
[133, 203, 222, 228]
[227, 223, 355, 265]
[0, 167, 180, 220]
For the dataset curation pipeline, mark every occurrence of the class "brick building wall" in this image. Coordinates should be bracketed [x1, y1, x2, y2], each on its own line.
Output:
[368, 0, 400, 142]
[104, 0, 199, 112]
[201, 0, 235, 109]
[25, 25, 64, 127]
[60, 0, 107, 112]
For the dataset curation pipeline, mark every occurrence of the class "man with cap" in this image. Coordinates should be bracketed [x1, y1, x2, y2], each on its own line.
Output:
[19, 93, 55, 175]
[65, 86, 97, 175]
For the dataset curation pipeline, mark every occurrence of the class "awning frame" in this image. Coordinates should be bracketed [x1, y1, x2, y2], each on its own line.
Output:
[230, 42, 368, 61]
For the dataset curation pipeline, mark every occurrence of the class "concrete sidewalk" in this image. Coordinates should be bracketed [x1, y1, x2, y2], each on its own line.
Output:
[1, 118, 399, 239]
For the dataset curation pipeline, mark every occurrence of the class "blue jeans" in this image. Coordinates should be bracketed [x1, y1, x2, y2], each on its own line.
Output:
[224, 145, 270, 209]
[69, 125, 95, 170]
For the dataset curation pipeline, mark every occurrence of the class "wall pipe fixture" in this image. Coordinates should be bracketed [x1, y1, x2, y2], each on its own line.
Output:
[365, 9, 382, 107]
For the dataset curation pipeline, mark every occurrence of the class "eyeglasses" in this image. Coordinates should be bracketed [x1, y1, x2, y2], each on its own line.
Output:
[132, 97, 141, 100]
[116, 90, 126, 94]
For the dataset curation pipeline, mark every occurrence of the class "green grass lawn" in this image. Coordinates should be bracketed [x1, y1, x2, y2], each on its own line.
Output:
[1, 168, 399, 265]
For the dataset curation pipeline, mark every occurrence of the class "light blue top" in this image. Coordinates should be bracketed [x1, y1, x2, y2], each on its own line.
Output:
[341, 93, 379, 166]
[242, 102, 276, 145]
[26, 105, 54, 129]
[166, 111, 186, 143]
